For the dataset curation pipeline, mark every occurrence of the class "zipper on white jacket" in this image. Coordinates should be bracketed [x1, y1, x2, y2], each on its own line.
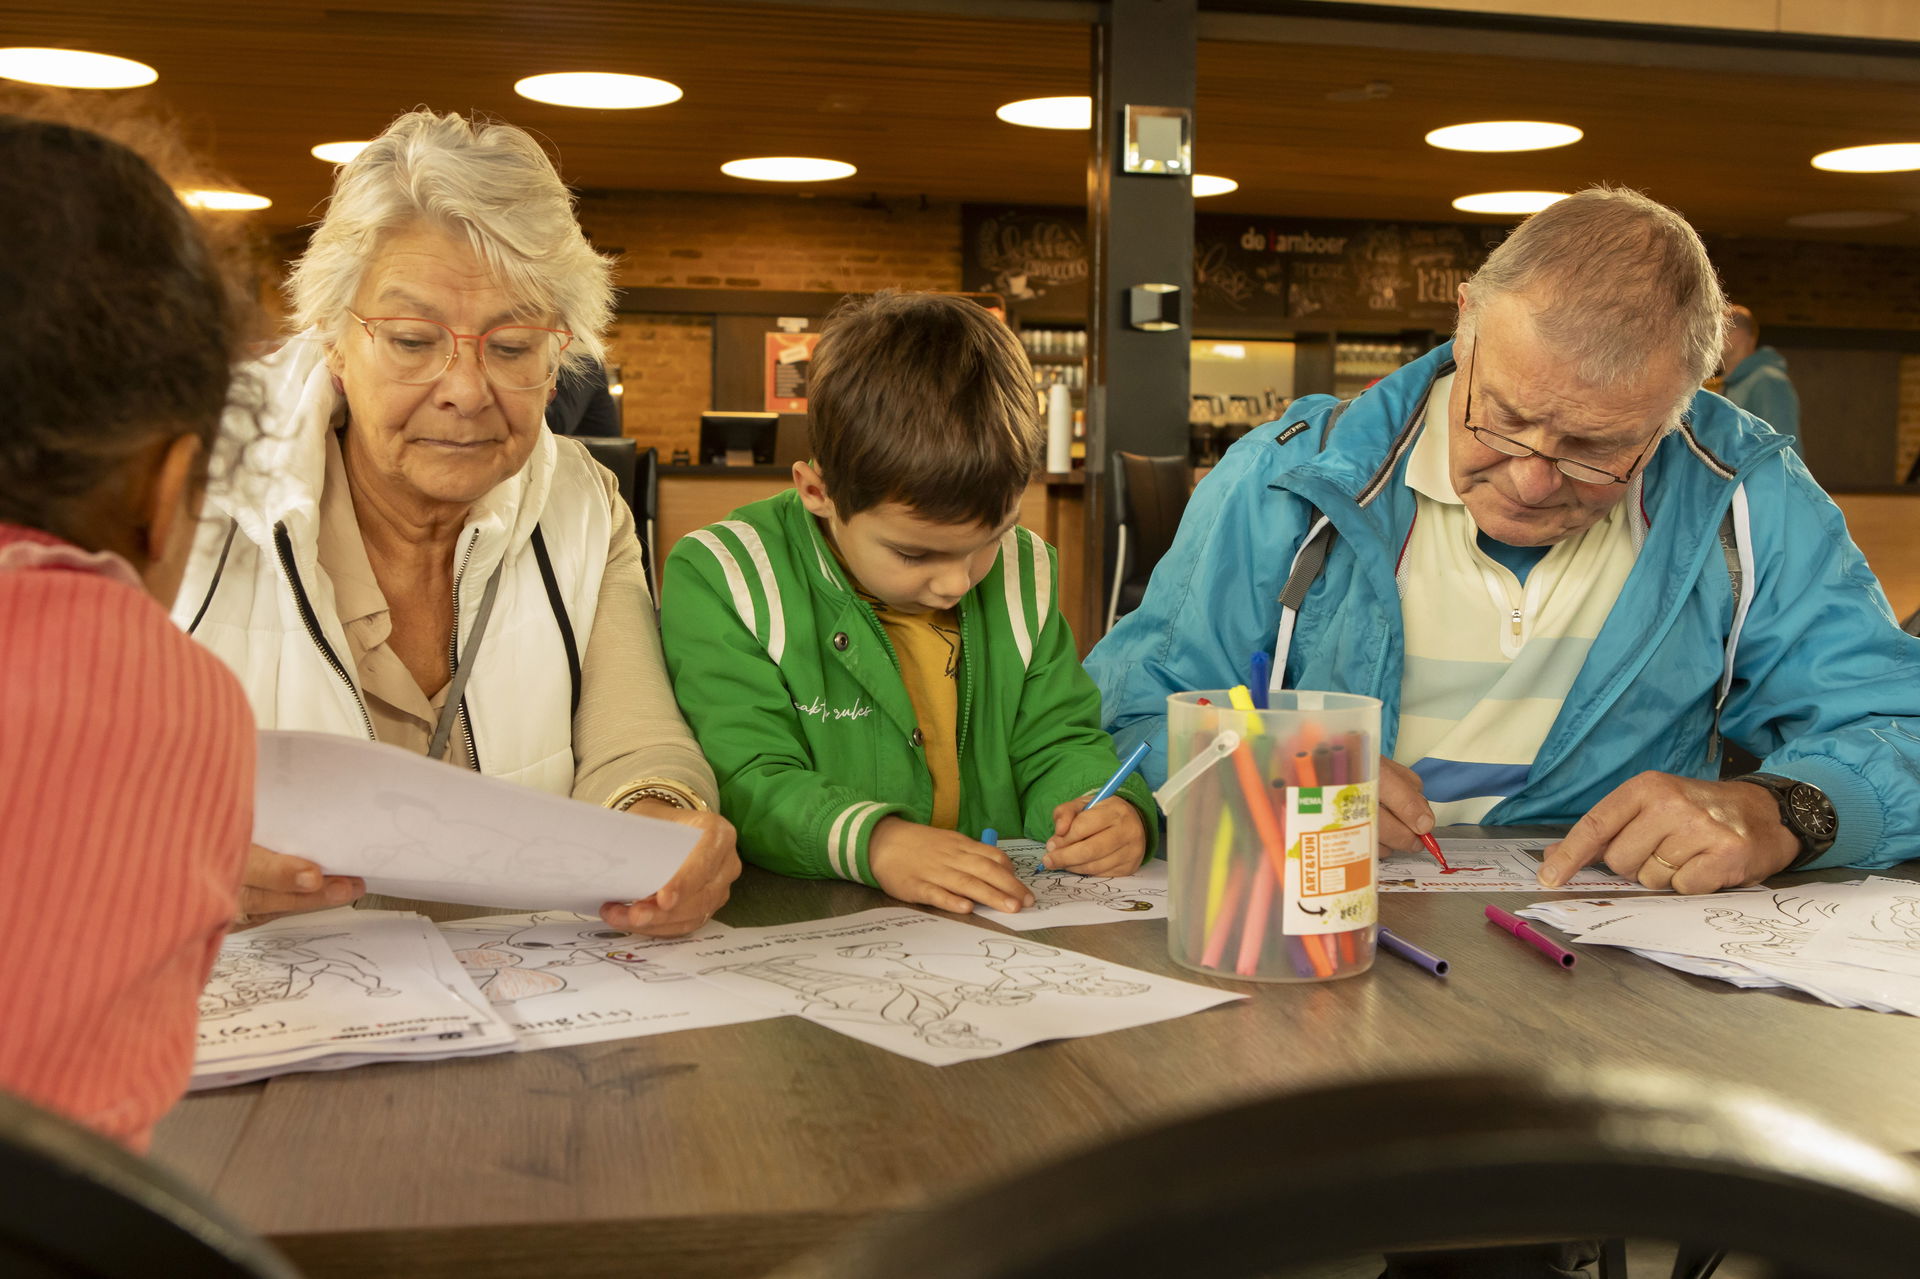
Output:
[273, 522, 376, 741]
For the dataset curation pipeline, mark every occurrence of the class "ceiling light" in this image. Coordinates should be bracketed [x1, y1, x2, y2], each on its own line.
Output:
[178, 189, 271, 212]
[996, 96, 1091, 130]
[1785, 210, 1912, 229]
[1193, 174, 1238, 198]
[1811, 143, 1920, 173]
[1426, 121, 1582, 152]
[310, 141, 371, 164]
[721, 157, 855, 182]
[0, 47, 156, 89]
[1452, 190, 1568, 215]
[513, 72, 682, 110]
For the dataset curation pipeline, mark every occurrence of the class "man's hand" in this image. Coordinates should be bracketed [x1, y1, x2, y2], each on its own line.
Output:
[235, 845, 364, 929]
[601, 803, 741, 937]
[1378, 757, 1435, 855]
[1045, 797, 1148, 877]
[868, 817, 1035, 915]
[1536, 772, 1802, 893]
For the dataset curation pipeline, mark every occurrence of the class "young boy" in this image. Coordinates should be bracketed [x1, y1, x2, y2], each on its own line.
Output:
[661, 291, 1153, 916]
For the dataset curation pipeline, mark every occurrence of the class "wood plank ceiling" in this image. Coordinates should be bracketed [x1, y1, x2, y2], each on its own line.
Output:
[1, 0, 1916, 244]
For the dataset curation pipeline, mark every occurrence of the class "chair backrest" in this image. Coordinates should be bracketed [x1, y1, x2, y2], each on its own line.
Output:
[561, 435, 659, 593]
[0, 1091, 298, 1278]
[1903, 604, 1919, 637]
[1108, 451, 1191, 626]
[773, 1067, 1920, 1279]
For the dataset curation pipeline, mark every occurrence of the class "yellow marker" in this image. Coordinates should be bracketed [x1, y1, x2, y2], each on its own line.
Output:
[1226, 684, 1264, 736]
[1202, 808, 1235, 937]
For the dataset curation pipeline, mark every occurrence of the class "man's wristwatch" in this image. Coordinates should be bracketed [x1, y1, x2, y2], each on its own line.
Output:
[1731, 773, 1837, 869]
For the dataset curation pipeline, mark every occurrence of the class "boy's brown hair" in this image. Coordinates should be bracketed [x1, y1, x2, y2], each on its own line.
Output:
[807, 290, 1041, 527]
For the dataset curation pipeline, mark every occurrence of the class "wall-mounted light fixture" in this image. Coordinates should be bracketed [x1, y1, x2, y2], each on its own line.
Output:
[1124, 105, 1192, 175]
[1129, 284, 1183, 332]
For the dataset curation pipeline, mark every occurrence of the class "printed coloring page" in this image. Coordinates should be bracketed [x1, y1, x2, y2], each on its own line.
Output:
[975, 839, 1169, 930]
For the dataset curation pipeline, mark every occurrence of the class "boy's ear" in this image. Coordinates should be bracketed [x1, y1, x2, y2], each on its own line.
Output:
[792, 459, 838, 521]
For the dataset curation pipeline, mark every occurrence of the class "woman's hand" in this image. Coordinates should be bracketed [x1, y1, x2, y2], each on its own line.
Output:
[601, 802, 741, 937]
[234, 844, 364, 929]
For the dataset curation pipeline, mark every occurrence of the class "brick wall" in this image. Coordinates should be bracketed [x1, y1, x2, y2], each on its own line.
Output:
[1710, 235, 1920, 331]
[580, 190, 961, 457]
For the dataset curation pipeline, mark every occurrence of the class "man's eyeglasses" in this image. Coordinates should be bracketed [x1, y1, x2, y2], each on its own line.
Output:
[348, 311, 574, 392]
[1460, 341, 1664, 486]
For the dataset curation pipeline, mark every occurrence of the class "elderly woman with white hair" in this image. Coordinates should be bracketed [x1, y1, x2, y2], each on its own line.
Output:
[178, 109, 738, 934]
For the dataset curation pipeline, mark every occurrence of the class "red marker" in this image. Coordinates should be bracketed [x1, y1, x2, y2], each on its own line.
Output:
[1418, 832, 1453, 873]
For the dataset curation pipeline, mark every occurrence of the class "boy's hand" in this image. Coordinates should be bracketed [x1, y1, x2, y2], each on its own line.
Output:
[1046, 797, 1148, 877]
[868, 817, 1035, 915]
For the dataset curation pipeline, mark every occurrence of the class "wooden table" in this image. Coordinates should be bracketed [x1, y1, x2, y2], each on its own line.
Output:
[152, 837, 1920, 1278]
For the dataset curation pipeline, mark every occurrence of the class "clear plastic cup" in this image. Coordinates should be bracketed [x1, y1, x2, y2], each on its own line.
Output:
[1163, 690, 1381, 982]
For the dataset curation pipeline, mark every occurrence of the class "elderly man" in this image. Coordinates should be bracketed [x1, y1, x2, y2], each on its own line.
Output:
[1720, 304, 1802, 452]
[1089, 187, 1920, 893]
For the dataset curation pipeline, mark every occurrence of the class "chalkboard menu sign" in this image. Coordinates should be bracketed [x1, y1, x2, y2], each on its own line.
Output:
[962, 205, 1506, 331]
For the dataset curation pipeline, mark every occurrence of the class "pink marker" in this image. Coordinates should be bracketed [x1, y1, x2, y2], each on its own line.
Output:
[1484, 905, 1577, 969]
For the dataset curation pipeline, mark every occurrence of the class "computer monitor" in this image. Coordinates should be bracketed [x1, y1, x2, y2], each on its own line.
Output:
[699, 411, 780, 466]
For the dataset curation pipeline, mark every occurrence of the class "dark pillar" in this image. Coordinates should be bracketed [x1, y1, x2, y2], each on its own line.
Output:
[1086, 0, 1196, 644]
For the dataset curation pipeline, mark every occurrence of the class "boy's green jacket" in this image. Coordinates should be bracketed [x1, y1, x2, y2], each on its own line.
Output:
[660, 488, 1157, 884]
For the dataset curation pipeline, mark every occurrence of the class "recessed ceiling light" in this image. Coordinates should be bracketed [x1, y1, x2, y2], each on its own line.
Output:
[1452, 190, 1568, 215]
[1193, 174, 1238, 198]
[720, 157, 856, 182]
[996, 96, 1091, 130]
[1811, 143, 1920, 173]
[178, 189, 271, 212]
[513, 72, 682, 110]
[310, 141, 371, 164]
[1785, 209, 1912, 229]
[0, 47, 156, 89]
[1425, 121, 1582, 153]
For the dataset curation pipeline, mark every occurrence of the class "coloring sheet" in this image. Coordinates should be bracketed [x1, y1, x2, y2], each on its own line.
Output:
[1797, 876, 1920, 977]
[1519, 886, 1920, 1017]
[437, 911, 781, 1049]
[194, 909, 514, 1081]
[974, 839, 1169, 930]
[253, 730, 701, 911]
[1379, 838, 1651, 892]
[643, 907, 1242, 1066]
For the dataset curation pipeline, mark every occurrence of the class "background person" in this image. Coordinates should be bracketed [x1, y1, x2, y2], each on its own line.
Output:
[1719, 303, 1802, 453]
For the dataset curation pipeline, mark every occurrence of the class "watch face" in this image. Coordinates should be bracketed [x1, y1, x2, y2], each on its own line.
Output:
[1788, 783, 1837, 839]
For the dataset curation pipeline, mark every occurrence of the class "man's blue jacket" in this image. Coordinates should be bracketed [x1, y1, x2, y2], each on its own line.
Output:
[1087, 342, 1920, 871]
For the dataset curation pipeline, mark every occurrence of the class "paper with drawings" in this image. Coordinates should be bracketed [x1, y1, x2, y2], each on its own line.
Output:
[1519, 887, 1920, 1017]
[253, 730, 700, 911]
[642, 907, 1241, 1066]
[1796, 876, 1920, 976]
[1379, 838, 1651, 891]
[974, 839, 1169, 930]
[436, 911, 780, 1049]
[193, 909, 515, 1085]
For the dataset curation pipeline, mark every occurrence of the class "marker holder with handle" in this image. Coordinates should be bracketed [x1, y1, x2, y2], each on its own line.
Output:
[1164, 690, 1380, 983]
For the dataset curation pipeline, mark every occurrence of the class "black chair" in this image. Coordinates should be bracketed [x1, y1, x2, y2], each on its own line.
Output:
[1106, 451, 1192, 634]
[0, 1090, 298, 1278]
[561, 435, 661, 595]
[773, 1067, 1920, 1279]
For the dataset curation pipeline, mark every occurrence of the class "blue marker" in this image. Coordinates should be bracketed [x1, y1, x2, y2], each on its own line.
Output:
[1249, 652, 1271, 709]
[1086, 741, 1151, 811]
[980, 828, 999, 848]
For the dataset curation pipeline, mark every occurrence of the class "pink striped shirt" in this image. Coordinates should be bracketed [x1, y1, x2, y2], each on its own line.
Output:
[0, 524, 252, 1150]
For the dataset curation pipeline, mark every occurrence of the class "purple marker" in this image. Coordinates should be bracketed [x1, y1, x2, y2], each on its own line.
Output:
[1377, 927, 1448, 977]
[1485, 905, 1577, 968]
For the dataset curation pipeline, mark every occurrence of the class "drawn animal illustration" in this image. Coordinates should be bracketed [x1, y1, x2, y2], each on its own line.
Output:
[1702, 893, 1837, 961]
[1017, 857, 1163, 914]
[450, 913, 691, 1002]
[704, 936, 1151, 1051]
[199, 933, 402, 1020]
[1856, 897, 1920, 956]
